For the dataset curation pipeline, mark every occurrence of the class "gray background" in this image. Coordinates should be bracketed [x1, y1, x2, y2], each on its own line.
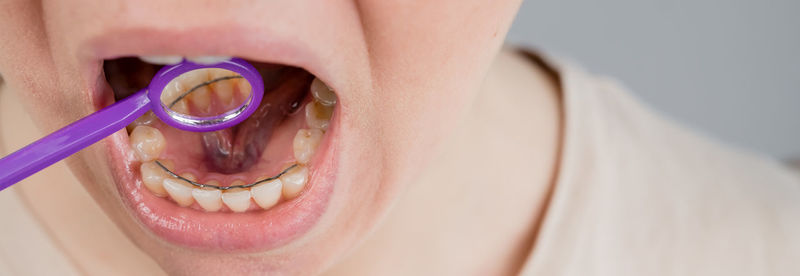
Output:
[507, 0, 799, 159]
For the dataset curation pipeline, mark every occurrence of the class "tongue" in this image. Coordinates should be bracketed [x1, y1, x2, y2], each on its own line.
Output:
[201, 68, 312, 174]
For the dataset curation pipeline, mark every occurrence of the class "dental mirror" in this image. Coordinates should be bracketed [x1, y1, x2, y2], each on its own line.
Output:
[0, 58, 264, 189]
[149, 59, 263, 132]
[159, 68, 253, 122]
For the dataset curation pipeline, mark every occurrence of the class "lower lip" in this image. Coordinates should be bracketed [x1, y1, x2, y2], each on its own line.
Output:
[107, 114, 338, 252]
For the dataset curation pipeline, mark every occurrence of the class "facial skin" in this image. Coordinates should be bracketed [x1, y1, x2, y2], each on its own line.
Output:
[0, 0, 562, 275]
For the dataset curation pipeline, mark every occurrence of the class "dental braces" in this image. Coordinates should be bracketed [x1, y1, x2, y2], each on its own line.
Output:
[154, 160, 299, 190]
[168, 75, 245, 108]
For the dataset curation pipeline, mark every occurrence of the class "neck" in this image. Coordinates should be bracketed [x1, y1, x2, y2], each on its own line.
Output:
[326, 47, 563, 275]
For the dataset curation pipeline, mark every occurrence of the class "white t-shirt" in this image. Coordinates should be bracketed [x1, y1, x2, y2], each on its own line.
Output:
[520, 53, 800, 275]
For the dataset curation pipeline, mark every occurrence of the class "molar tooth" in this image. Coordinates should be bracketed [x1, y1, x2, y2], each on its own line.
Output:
[140, 161, 172, 197]
[280, 166, 309, 199]
[130, 126, 166, 162]
[139, 55, 183, 65]
[126, 111, 157, 133]
[222, 185, 252, 213]
[310, 78, 337, 106]
[305, 101, 333, 131]
[163, 178, 195, 207]
[293, 129, 323, 164]
[251, 178, 282, 209]
[192, 182, 223, 212]
[187, 56, 231, 65]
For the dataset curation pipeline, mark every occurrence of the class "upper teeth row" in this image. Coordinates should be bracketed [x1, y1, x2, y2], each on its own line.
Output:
[139, 55, 232, 65]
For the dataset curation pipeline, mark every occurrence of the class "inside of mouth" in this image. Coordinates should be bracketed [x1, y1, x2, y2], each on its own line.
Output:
[104, 57, 336, 212]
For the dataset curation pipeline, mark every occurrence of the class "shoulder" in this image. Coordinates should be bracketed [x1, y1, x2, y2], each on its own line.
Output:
[0, 188, 81, 275]
[521, 51, 800, 275]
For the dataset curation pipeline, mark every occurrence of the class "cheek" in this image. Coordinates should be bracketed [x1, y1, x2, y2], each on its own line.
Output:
[358, 0, 518, 169]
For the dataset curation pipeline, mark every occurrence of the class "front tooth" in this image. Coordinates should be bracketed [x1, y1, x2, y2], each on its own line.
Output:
[171, 101, 189, 115]
[130, 126, 166, 162]
[139, 55, 183, 65]
[163, 178, 195, 207]
[222, 185, 252, 212]
[187, 56, 231, 65]
[162, 81, 189, 114]
[305, 101, 333, 131]
[251, 178, 282, 209]
[185, 75, 212, 114]
[235, 78, 253, 104]
[209, 69, 236, 106]
[140, 161, 172, 197]
[293, 129, 323, 164]
[310, 78, 337, 106]
[192, 183, 223, 212]
[280, 166, 309, 199]
[189, 87, 211, 114]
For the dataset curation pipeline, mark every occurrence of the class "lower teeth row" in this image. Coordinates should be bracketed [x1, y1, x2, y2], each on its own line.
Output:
[129, 77, 337, 212]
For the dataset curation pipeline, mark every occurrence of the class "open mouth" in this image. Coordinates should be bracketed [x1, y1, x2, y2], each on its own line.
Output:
[97, 53, 339, 251]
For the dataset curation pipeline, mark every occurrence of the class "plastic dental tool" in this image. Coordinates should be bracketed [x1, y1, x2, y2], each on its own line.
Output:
[0, 58, 264, 190]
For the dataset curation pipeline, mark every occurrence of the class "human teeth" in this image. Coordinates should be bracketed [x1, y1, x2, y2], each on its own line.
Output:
[192, 183, 223, 212]
[162, 81, 190, 114]
[210, 70, 236, 106]
[163, 178, 195, 207]
[182, 72, 212, 114]
[310, 78, 337, 106]
[251, 178, 282, 209]
[180, 173, 198, 182]
[235, 78, 253, 103]
[280, 166, 309, 199]
[293, 129, 323, 164]
[222, 185, 251, 212]
[126, 111, 157, 132]
[130, 126, 166, 162]
[171, 101, 189, 114]
[140, 160, 172, 197]
[187, 56, 231, 65]
[139, 55, 183, 65]
[188, 87, 211, 114]
[305, 101, 333, 131]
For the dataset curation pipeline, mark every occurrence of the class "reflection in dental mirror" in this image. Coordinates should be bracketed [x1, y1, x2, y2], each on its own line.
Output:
[159, 68, 253, 120]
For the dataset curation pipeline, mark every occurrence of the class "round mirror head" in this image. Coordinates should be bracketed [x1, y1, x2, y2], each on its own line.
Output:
[148, 58, 263, 132]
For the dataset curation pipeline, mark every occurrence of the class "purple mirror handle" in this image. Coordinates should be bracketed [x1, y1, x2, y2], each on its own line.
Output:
[0, 89, 150, 190]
